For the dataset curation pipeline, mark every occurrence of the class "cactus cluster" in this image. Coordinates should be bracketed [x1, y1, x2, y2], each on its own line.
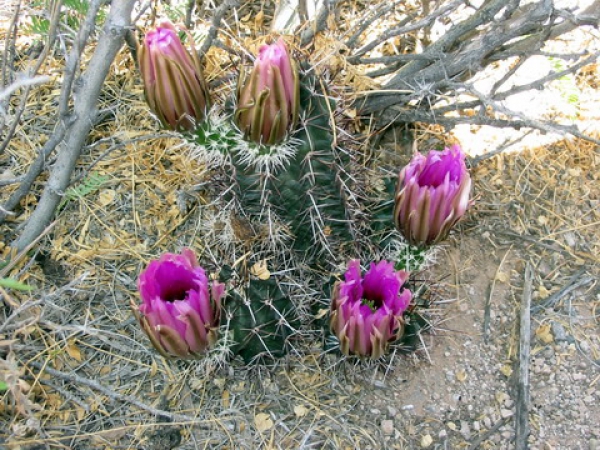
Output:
[133, 21, 472, 363]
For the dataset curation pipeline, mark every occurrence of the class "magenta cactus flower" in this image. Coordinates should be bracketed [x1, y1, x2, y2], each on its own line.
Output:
[132, 249, 225, 359]
[330, 260, 412, 359]
[394, 145, 472, 247]
[235, 38, 300, 145]
[139, 21, 210, 131]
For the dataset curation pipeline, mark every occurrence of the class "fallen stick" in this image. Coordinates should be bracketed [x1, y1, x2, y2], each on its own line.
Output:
[515, 263, 532, 450]
[531, 269, 594, 313]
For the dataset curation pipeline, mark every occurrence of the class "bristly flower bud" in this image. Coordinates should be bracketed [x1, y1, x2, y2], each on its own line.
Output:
[139, 21, 210, 131]
[235, 38, 300, 146]
[132, 249, 225, 359]
[330, 260, 412, 359]
[394, 145, 472, 247]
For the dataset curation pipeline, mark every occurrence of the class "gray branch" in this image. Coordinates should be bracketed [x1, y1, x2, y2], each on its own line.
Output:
[198, 0, 239, 58]
[350, 0, 600, 145]
[58, 0, 104, 118]
[515, 263, 532, 450]
[12, 0, 137, 252]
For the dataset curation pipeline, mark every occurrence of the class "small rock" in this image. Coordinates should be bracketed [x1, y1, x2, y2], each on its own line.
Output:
[439, 429, 447, 439]
[590, 438, 599, 450]
[501, 409, 514, 419]
[447, 422, 457, 431]
[387, 406, 398, 417]
[551, 321, 568, 342]
[420, 434, 433, 448]
[381, 420, 394, 436]
[473, 421, 480, 431]
[483, 416, 492, 429]
[544, 346, 555, 359]
[580, 340, 591, 353]
[460, 421, 471, 440]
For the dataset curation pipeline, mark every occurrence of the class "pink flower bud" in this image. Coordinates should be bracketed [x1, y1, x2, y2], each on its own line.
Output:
[139, 21, 210, 131]
[394, 145, 472, 246]
[235, 38, 300, 145]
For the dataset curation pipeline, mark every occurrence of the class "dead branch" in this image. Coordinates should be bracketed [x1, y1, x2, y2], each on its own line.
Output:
[0, 125, 67, 224]
[515, 262, 532, 450]
[28, 362, 201, 423]
[11, 0, 138, 252]
[300, 0, 338, 47]
[198, 0, 240, 58]
[0, 75, 51, 103]
[346, 0, 600, 142]
[58, 0, 104, 118]
[0, 0, 63, 155]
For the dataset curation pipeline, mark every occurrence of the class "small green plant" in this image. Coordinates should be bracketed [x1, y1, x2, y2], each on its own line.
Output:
[549, 57, 580, 118]
[0, 277, 33, 291]
[24, 0, 106, 37]
[59, 172, 109, 210]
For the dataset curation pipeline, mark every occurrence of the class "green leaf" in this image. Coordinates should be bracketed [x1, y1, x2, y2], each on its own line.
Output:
[0, 381, 7, 392]
[59, 172, 109, 210]
[0, 277, 34, 291]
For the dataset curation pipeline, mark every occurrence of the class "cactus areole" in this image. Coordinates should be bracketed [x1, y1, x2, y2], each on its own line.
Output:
[394, 145, 472, 247]
[133, 249, 225, 359]
[235, 38, 300, 146]
[330, 260, 412, 359]
[139, 21, 210, 131]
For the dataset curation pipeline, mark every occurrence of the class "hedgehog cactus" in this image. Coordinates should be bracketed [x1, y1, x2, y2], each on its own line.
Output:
[198, 41, 363, 361]
[147, 37, 406, 362]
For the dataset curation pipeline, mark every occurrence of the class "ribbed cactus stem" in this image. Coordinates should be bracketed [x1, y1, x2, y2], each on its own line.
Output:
[227, 71, 356, 265]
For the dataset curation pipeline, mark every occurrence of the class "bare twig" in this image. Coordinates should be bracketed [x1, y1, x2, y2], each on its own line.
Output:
[469, 131, 533, 168]
[185, 0, 195, 29]
[345, 0, 406, 49]
[300, 0, 338, 48]
[355, 0, 600, 145]
[0, 0, 21, 90]
[350, 0, 466, 61]
[467, 416, 511, 450]
[491, 0, 600, 61]
[483, 248, 512, 343]
[198, 0, 239, 58]
[0, 221, 57, 277]
[0, 0, 63, 155]
[0, 75, 52, 103]
[58, 0, 104, 118]
[531, 269, 595, 313]
[29, 362, 201, 423]
[12, 0, 137, 252]
[515, 262, 532, 450]
[0, 125, 68, 224]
